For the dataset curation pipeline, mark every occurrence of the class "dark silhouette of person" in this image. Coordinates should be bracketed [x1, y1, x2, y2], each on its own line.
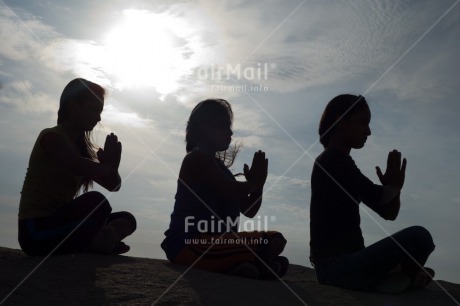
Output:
[309, 94, 435, 293]
[161, 99, 288, 279]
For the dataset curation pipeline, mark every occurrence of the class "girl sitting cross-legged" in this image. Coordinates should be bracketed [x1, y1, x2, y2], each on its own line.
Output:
[161, 98, 288, 279]
[18, 78, 136, 256]
[309, 94, 435, 293]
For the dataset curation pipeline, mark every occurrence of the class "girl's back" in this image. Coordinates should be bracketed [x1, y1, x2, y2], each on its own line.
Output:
[19, 125, 82, 220]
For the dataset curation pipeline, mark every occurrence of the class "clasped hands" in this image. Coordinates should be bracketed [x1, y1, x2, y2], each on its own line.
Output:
[243, 150, 268, 190]
[97, 133, 122, 172]
[376, 149, 407, 191]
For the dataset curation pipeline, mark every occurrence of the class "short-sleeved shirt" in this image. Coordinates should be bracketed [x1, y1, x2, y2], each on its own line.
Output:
[19, 126, 82, 220]
[161, 157, 240, 260]
[309, 148, 384, 262]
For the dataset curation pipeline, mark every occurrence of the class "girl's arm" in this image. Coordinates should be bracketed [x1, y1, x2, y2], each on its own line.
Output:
[375, 150, 407, 220]
[180, 149, 267, 200]
[41, 132, 117, 179]
[92, 133, 122, 191]
[92, 171, 121, 192]
[240, 188, 263, 218]
[239, 151, 268, 217]
[379, 191, 401, 220]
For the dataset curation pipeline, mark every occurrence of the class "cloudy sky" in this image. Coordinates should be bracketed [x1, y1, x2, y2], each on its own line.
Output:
[1, 0, 459, 290]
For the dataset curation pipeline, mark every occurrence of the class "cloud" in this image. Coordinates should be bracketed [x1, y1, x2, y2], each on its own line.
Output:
[101, 104, 155, 128]
[3, 1, 455, 101]
[40, 38, 110, 85]
[0, 80, 55, 113]
[266, 174, 310, 189]
[230, 102, 274, 149]
[235, 135, 263, 149]
[168, 1, 456, 95]
[147, 177, 177, 194]
[263, 174, 310, 213]
[0, 6, 56, 62]
[133, 207, 171, 223]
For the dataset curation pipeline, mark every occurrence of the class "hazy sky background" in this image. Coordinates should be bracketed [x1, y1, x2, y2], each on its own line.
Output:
[1, 0, 459, 289]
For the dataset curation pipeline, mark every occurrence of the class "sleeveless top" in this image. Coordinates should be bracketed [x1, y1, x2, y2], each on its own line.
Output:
[19, 126, 83, 220]
[161, 155, 240, 260]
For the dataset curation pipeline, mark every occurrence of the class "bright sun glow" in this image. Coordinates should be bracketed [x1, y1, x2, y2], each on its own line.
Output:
[103, 10, 192, 96]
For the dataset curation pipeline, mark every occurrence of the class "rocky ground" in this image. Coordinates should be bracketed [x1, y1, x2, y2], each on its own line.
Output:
[1, 246, 459, 306]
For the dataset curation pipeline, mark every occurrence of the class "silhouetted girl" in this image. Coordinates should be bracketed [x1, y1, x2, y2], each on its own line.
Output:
[309, 94, 435, 293]
[161, 99, 288, 279]
[19, 78, 136, 256]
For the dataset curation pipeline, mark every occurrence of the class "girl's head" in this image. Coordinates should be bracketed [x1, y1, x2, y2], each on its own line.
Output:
[58, 78, 105, 130]
[186, 99, 239, 167]
[319, 94, 371, 149]
[58, 78, 106, 193]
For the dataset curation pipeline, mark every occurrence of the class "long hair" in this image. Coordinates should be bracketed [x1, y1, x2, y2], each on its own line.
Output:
[186, 99, 241, 168]
[58, 78, 106, 193]
[319, 94, 369, 148]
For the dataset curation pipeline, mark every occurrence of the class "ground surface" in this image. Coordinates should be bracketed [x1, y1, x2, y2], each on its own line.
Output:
[1, 246, 459, 306]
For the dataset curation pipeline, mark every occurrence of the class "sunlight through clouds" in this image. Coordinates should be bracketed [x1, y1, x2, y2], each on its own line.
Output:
[102, 9, 194, 94]
[105, 22, 170, 86]
[101, 104, 154, 128]
[35, 8, 210, 99]
[41, 38, 108, 85]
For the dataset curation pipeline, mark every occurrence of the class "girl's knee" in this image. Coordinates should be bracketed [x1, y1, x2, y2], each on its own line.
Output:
[108, 211, 137, 232]
[261, 232, 287, 261]
[406, 226, 435, 253]
[118, 212, 137, 234]
[271, 232, 287, 249]
[121, 212, 136, 230]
